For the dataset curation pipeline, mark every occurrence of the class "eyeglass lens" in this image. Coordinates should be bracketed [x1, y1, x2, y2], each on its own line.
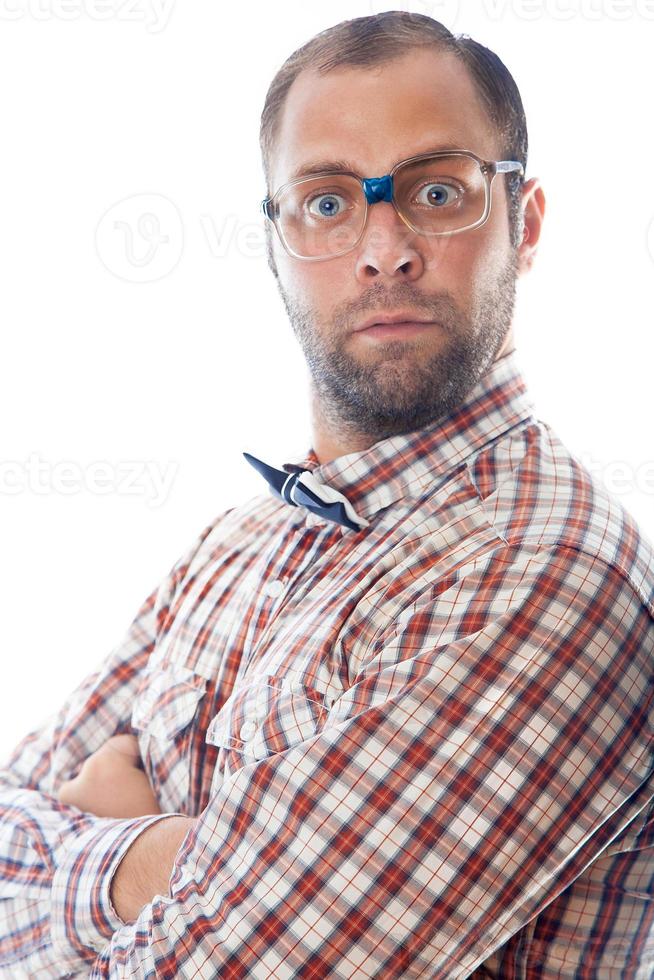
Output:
[273, 153, 488, 258]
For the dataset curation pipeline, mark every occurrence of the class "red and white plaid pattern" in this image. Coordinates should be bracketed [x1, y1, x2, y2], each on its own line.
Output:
[1, 349, 653, 978]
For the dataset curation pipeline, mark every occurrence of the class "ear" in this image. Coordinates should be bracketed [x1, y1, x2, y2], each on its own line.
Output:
[265, 221, 280, 280]
[516, 177, 546, 275]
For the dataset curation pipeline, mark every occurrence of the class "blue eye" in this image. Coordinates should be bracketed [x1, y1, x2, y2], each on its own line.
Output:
[417, 182, 460, 207]
[306, 193, 347, 218]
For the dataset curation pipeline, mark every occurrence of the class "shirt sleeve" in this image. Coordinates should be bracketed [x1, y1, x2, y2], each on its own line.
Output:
[0, 516, 223, 978]
[76, 543, 652, 979]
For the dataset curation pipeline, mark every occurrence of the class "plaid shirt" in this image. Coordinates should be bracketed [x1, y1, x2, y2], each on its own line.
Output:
[1, 349, 653, 979]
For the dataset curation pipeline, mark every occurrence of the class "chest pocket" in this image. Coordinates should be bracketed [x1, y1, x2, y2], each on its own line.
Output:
[205, 675, 332, 777]
[131, 661, 208, 813]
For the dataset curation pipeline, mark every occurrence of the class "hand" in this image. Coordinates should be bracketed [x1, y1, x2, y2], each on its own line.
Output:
[110, 814, 196, 924]
[56, 734, 163, 818]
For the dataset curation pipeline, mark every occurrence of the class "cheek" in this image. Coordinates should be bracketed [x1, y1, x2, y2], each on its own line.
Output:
[423, 219, 508, 288]
[420, 235, 484, 297]
[280, 256, 347, 313]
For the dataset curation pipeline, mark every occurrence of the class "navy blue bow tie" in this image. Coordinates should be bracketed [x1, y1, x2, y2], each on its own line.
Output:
[243, 452, 369, 532]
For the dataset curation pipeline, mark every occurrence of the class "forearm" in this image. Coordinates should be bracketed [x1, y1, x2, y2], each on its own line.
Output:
[109, 814, 196, 924]
[0, 785, 114, 976]
[0, 738, 195, 968]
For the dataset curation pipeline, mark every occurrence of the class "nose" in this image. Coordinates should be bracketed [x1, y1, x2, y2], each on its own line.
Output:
[354, 184, 425, 282]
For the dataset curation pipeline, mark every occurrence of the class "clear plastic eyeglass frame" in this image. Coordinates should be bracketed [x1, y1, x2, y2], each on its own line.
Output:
[261, 148, 525, 262]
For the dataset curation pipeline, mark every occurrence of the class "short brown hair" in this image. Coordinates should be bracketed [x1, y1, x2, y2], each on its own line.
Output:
[259, 10, 528, 249]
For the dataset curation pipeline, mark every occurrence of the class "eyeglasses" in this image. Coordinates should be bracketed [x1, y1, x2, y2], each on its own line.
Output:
[261, 149, 524, 261]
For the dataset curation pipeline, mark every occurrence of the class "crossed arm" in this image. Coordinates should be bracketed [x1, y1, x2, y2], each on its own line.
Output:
[56, 733, 194, 924]
[0, 541, 651, 977]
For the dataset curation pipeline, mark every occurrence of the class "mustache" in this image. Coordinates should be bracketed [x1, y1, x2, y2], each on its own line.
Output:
[333, 288, 460, 332]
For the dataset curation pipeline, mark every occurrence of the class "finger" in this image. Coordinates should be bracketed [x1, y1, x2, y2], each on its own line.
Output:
[100, 734, 142, 763]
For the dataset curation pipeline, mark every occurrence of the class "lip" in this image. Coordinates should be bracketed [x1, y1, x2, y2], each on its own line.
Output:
[357, 321, 438, 340]
[355, 311, 436, 332]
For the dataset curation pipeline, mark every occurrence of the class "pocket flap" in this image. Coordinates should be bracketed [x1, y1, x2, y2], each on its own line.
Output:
[206, 676, 331, 761]
[131, 662, 208, 740]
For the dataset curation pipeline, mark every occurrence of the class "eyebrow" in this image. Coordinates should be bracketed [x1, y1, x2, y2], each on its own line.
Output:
[287, 143, 468, 182]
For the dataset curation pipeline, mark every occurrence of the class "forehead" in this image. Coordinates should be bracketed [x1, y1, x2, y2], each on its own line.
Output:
[271, 47, 500, 188]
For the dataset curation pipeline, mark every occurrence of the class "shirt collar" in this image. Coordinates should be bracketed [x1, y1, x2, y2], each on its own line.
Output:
[281, 349, 537, 521]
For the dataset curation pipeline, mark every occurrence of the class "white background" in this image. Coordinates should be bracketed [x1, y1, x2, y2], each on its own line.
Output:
[0, 0, 652, 761]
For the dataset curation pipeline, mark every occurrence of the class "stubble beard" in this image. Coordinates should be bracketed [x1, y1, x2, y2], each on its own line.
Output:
[271, 248, 519, 444]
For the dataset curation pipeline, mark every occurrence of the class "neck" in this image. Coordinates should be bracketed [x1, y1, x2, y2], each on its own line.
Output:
[309, 341, 517, 467]
[309, 390, 375, 465]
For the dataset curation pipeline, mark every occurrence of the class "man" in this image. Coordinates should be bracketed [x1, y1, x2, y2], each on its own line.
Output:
[1, 11, 652, 978]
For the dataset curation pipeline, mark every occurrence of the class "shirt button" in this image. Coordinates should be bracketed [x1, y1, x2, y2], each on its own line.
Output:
[240, 720, 257, 741]
[262, 579, 284, 598]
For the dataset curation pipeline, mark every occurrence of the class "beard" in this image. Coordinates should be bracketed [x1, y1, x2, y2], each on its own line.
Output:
[269, 244, 519, 444]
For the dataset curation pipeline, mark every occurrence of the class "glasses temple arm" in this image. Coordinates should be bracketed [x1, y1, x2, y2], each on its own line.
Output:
[495, 160, 525, 176]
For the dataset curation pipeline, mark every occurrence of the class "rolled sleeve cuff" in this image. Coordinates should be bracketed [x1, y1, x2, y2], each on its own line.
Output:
[51, 811, 185, 963]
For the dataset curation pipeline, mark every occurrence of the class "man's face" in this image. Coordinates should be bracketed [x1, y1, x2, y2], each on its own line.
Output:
[267, 47, 522, 442]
